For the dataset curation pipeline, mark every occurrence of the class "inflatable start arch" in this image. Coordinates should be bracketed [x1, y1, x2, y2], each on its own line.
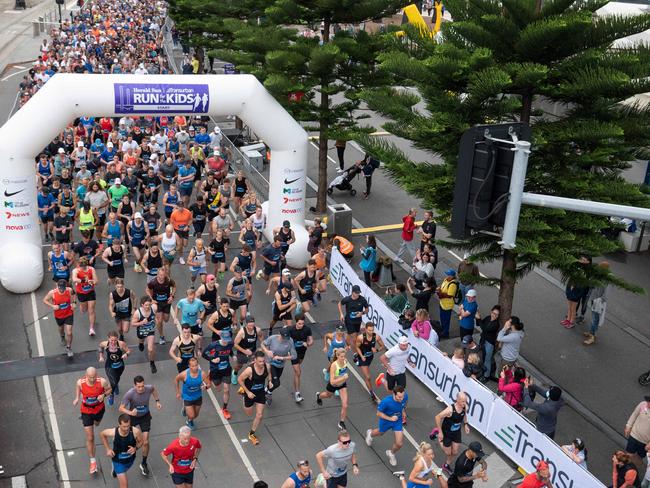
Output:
[0, 74, 310, 293]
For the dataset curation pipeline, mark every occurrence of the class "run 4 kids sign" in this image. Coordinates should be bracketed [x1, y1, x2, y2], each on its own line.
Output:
[114, 83, 210, 114]
[329, 249, 605, 488]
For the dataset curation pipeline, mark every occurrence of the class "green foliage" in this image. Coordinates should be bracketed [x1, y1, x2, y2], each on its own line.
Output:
[361, 0, 650, 293]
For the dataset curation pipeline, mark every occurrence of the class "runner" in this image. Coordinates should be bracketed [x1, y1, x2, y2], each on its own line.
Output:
[42, 279, 76, 358]
[289, 315, 313, 403]
[281, 460, 313, 488]
[238, 219, 259, 256]
[141, 243, 164, 285]
[98, 330, 130, 405]
[293, 259, 322, 314]
[238, 350, 273, 446]
[211, 207, 234, 244]
[269, 280, 297, 334]
[316, 347, 350, 430]
[127, 212, 149, 270]
[169, 324, 202, 372]
[177, 158, 197, 206]
[323, 325, 348, 385]
[162, 183, 180, 222]
[72, 231, 101, 268]
[175, 288, 206, 337]
[266, 267, 294, 296]
[376, 336, 416, 392]
[131, 296, 159, 374]
[72, 257, 98, 336]
[365, 385, 408, 466]
[146, 267, 176, 345]
[157, 224, 181, 274]
[261, 327, 297, 406]
[233, 315, 263, 379]
[446, 442, 488, 488]
[226, 266, 252, 327]
[73, 366, 112, 475]
[38, 186, 56, 241]
[274, 220, 296, 262]
[53, 203, 74, 251]
[354, 321, 385, 402]
[99, 414, 143, 486]
[233, 169, 248, 213]
[189, 195, 208, 237]
[315, 430, 359, 488]
[103, 211, 125, 243]
[175, 357, 210, 430]
[256, 235, 283, 281]
[109, 278, 136, 340]
[434, 391, 471, 473]
[143, 204, 162, 244]
[208, 228, 229, 280]
[116, 194, 135, 249]
[48, 242, 74, 283]
[119, 375, 163, 477]
[170, 200, 193, 263]
[229, 244, 256, 281]
[201, 331, 234, 420]
[187, 238, 208, 286]
[206, 297, 236, 342]
[338, 284, 369, 350]
[195, 274, 219, 317]
[392, 441, 447, 488]
[102, 237, 127, 286]
[161, 426, 202, 488]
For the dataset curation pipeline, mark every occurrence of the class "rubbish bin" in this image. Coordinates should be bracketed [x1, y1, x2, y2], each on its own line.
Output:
[327, 203, 352, 239]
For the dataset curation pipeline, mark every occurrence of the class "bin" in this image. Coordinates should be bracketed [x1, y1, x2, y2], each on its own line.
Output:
[327, 203, 352, 239]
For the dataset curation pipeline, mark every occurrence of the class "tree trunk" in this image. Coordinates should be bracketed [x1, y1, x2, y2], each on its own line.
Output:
[497, 92, 532, 320]
[315, 18, 331, 214]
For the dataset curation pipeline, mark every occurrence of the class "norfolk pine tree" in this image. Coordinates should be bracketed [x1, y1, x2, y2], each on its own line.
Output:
[361, 0, 650, 319]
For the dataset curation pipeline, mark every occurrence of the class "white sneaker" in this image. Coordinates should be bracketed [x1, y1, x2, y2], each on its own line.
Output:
[365, 429, 373, 446]
[158, 336, 166, 345]
[89, 327, 96, 336]
[337, 168, 345, 173]
[66, 347, 74, 358]
[294, 391, 304, 403]
[179, 257, 186, 265]
[255, 270, 264, 281]
[386, 449, 397, 466]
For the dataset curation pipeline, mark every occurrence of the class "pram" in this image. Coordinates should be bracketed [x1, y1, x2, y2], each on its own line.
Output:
[327, 164, 362, 196]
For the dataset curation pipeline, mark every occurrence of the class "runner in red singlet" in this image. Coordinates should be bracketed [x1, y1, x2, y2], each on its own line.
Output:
[43, 279, 76, 358]
[72, 257, 98, 336]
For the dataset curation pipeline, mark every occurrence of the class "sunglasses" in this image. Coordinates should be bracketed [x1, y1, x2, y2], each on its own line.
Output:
[340, 439, 351, 445]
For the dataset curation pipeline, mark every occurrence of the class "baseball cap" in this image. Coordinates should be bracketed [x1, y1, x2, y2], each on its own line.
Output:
[150, 153, 158, 159]
[77, 141, 84, 147]
[213, 127, 221, 133]
[234, 265, 242, 273]
[336, 324, 345, 332]
[548, 386, 562, 401]
[134, 212, 142, 219]
[283, 220, 291, 228]
[206, 274, 216, 281]
[57, 147, 65, 153]
[468, 441, 485, 457]
[114, 178, 121, 184]
[280, 327, 291, 338]
[398, 336, 409, 345]
[466, 289, 477, 297]
[282, 268, 291, 276]
[246, 315, 255, 323]
[463, 252, 470, 260]
[107, 142, 113, 148]
[188, 126, 195, 131]
[445, 269, 456, 276]
[351, 285, 361, 293]
[461, 335, 474, 345]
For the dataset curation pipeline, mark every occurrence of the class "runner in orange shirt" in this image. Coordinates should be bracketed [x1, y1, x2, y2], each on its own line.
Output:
[169, 201, 193, 265]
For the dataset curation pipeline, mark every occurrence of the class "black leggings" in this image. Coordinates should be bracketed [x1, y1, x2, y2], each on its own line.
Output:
[365, 176, 372, 195]
[363, 271, 372, 286]
[268, 365, 284, 392]
[336, 146, 345, 170]
[105, 366, 124, 392]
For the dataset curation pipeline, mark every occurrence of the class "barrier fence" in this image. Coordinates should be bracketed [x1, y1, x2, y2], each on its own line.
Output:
[329, 248, 605, 488]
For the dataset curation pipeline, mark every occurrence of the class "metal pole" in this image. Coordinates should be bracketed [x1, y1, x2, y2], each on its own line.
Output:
[520, 192, 650, 221]
[58, 2, 62, 25]
[499, 140, 531, 249]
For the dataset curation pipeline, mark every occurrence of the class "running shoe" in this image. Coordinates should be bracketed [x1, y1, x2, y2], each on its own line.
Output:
[294, 391, 304, 403]
[89, 460, 98, 475]
[429, 428, 440, 440]
[393, 471, 405, 480]
[353, 353, 360, 366]
[140, 462, 150, 477]
[248, 432, 260, 445]
[365, 429, 373, 446]
[186, 419, 195, 430]
[316, 392, 323, 406]
[255, 270, 263, 280]
[150, 362, 157, 374]
[158, 336, 166, 345]
[265, 393, 272, 406]
[107, 393, 114, 406]
[60, 335, 66, 347]
[370, 391, 379, 403]
[231, 371, 237, 385]
[178, 257, 185, 265]
[386, 449, 397, 466]
[66, 347, 74, 359]
[322, 368, 328, 380]
[222, 408, 232, 420]
[181, 406, 186, 417]
[111, 468, 116, 478]
[337, 168, 345, 173]
[89, 327, 96, 336]
[337, 420, 347, 430]
[119, 334, 124, 342]
[138, 343, 144, 352]
[375, 372, 385, 387]
[114, 385, 119, 395]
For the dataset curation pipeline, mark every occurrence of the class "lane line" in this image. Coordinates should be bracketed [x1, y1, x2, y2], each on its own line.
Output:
[30, 291, 71, 488]
[1, 66, 30, 82]
[170, 308, 260, 482]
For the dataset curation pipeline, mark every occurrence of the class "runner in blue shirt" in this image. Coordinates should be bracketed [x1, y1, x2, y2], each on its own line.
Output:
[38, 186, 56, 241]
[365, 386, 408, 467]
[176, 288, 206, 336]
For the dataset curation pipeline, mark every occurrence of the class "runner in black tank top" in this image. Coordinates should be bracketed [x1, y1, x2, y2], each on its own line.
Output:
[111, 424, 137, 467]
[197, 279, 219, 315]
[144, 250, 163, 282]
[177, 335, 197, 372]
[208, 301, 234, 341]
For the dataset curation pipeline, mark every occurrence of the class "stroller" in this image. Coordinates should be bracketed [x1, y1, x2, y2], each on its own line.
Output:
[327, 164, 362, 196]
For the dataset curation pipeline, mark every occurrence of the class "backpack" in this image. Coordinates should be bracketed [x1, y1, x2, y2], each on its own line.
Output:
[452, 280, 463, 305]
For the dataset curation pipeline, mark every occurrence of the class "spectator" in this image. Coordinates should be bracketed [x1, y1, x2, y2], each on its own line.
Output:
[358, 153, 379, 200]
[396, 208, 418, 263]
[496, 316, 524, 371]
[611, 451, 640, 488]
[457, 289, 478, 338]
[522, 378, 564, 440]
[407, 276, 435, 314]
[384, 283, 409, 314]
[498, 366, 526, 411]
[642, 450, 650, 488]
[331, 234, 354, 260]
[417, 210, 436, 252]
[561, 438, 588, 471]
[461, 335, 479, 357]
[476, 304, 501, 381]
[411, 309, 438, 347]
[463, 352, 483, 379]
[517, 460, 553, 488]
[583, 261, 610, 346]
[359, 235, 378, 287]
[436, 269, 459, 339]
[624, 395, 650, 468]
[457, 253, 479, 298]
[450, 346, 465, 370]
[412, 251, 435, 282]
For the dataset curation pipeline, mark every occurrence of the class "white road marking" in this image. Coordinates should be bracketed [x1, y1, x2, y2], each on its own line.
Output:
[1, 67, 30, 82]
[30, 292, 71, 488]
[170, 309, 260, 482]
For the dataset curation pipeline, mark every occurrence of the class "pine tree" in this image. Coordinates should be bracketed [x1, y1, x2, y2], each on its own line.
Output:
[360, 0, 650, 318]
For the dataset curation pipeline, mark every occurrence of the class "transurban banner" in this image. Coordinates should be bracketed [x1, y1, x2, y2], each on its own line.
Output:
[329, 249, 604, 488]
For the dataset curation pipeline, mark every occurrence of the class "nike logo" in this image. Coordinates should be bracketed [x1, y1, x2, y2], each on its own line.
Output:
[4, 188, 24, 197]
[284, 177, 300, 185]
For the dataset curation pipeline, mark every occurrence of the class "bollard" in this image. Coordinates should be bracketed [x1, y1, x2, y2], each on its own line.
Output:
[33, 20, 40, 37]
[39, 16, 44, 32]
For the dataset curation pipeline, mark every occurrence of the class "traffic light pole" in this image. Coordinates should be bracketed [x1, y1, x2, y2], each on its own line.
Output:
[499, 140, 650, 249]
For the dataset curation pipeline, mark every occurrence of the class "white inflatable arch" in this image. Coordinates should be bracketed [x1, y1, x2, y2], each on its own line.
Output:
[0, 74, 309, 293]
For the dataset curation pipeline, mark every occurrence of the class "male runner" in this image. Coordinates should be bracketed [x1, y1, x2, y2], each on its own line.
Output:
[119, 375, 163, 477]
[201, 332, 234, 420]
[338, 285, 369, 350]
[175, 357, 210, 430]
[161, 425, 202, 488]
[256, 235, 283, 281]
[205, 297, 236, 342]
[146, 267, 176, 345]
[175, 288, 206, 337]
[376, 336, 416, 392]
[131, 296, 159, 374]
[238, 350, 273, 446]
[289, 315, 313, 403]
[293, 259, 321, 314]
[99, 414, 143, 485]
[71, 257, 98, 336]
[102, 237, 127, 286]
[354, 321, 385, 402]
[169, 324, 201, 373]
[73, 366, 112, 474]
[43, 279, 76, 358]
[226, 266, 252, 327]
[261, 327, 297, 405]
[365, 385, 408, 466]
[109, 278, 136, 341]
[48, 242, 74, 283]
[281, 460, 313, 488]
[195, 274, 219, 317]
[233, 316, 263, 382]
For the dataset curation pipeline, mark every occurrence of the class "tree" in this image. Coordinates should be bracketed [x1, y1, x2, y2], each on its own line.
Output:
[360, 0, 650, 318]
[170, 0, 408, 212]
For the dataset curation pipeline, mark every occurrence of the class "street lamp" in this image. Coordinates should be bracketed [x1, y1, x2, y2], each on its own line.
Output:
[55, 0, 64, 25]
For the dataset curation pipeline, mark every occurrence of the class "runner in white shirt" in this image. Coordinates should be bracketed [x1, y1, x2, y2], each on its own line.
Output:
[375, 336, 415, 393]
